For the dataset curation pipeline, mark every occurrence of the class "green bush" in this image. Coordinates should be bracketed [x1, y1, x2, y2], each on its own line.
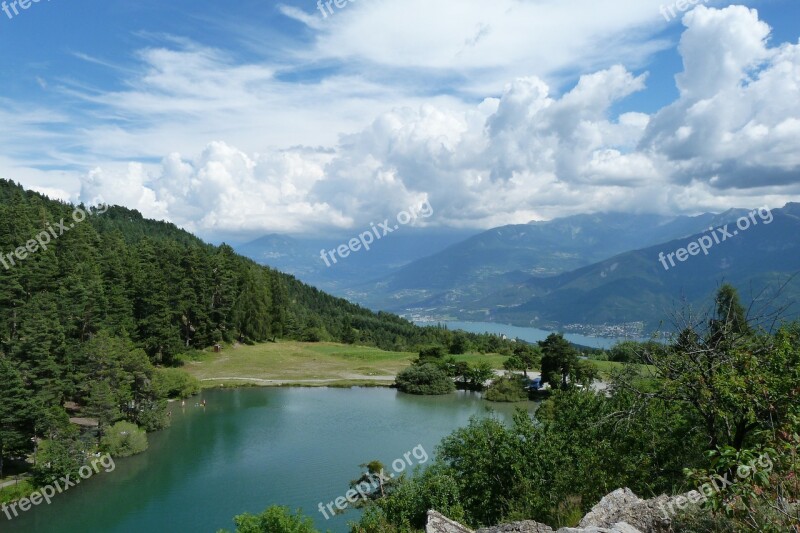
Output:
[371, 464, 465, 531]
[226, 506, 320, 533]
[154, 368, 201, 399]
[418, 346, 446, 361]
[136, 400, 171, 432]
[396, 363, 455, 395]
[32, 430, 85, 485]
[101, 421, 149, 457]
[484, 375, 528, 402]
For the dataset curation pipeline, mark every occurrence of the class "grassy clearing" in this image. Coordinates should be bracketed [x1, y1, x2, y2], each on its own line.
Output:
[179, 342, 655, 389]
[180, 341, 508, 388]
[0, 479, 34, 505]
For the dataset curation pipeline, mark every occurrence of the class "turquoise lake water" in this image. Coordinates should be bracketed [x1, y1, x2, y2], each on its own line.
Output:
[2, 387, 537, 533]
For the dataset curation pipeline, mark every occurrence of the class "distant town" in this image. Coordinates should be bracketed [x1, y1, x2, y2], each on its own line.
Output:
[560, 322, 646, 339]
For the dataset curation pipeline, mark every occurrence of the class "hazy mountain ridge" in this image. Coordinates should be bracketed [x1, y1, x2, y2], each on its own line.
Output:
[344, 210, 752, 314]
[235, 230, 476, 293]
[234, 206, 798, 335]
[485, 203, 800, 330]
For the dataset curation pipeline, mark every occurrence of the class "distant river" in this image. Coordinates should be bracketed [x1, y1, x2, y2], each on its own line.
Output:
[425, 320, 636, 349]
[4, 388, 536, 533]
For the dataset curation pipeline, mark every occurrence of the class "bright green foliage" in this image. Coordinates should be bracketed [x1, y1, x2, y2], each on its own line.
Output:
[484, 375, 528, 402]
[464, 361, 494, 390]
[433, 414, 524, 526]
[352, 287, 798, 531]
[225, 506, 321, 533]
[32, 426, 85, 485]
[153, 368, 201, 399]
[101, 421, 148, 457]
[503, 356, 525, 374]
[678, 436, 800, 531]
[606, 340, 669, 363]
[607, 341, 641, 363]
[396, 364, 455, 395]
[358, 464, 465, 532]
[629, 293, 800, 451]
[349, 506, 405, 533]
[355, 390, 705, 530]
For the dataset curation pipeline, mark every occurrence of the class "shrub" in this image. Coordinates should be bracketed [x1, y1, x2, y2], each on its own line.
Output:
[228, 506, 319, 533]
[31, 431, 85, 485]
[101, 421, 149, 457]
[154, 368, 201, 399]
[484, 375, 528, 402]
[396, 364, 455, 395]
[418, 346, 445, 361]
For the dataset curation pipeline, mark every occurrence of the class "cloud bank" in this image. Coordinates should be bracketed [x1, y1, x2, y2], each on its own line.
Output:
[76, 6, 800, 237]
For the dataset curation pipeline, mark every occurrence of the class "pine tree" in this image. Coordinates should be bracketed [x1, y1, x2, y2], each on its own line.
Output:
[13, 293, 67, 406]
[97, 231, 136, 336]
[131, 239, 180, 363]
[232, 267, 272, 342]
[0, 356, 36, 478]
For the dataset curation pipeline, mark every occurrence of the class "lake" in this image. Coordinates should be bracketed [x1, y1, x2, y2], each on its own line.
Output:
[3, 388, 537, 533]
[431, 320, 636, 349]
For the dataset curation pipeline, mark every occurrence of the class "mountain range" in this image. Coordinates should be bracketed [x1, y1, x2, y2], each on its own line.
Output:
[237, 204, 800, 335]
[235, 230, 475, 294]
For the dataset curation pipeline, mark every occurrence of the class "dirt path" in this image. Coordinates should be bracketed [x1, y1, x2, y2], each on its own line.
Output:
[0, 475, 30, 490]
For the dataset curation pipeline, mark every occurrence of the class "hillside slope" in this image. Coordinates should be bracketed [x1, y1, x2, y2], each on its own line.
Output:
[486, 204, 800, 330]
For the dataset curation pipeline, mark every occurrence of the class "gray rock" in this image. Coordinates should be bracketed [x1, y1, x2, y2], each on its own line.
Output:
[476, 520, 555, 532]
[559, 523, 642, 533]
[427, 510, 476, 533]
[427, 488, 682, 533]
[578, 488, 674, 532]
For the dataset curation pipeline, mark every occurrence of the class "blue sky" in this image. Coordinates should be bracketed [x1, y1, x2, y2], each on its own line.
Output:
[0, 0, 798, 240]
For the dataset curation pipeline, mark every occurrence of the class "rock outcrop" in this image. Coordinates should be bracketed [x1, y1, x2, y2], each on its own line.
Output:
[475, 520, 555, 532]
[426, 511, 475, 533]
[427, 488, 681, 533]
[576, 488, 674, 532]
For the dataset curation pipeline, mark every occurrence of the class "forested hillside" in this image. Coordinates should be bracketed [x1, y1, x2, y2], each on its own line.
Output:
[0, 180, 495, 359]
[0, 179, 510, 482]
